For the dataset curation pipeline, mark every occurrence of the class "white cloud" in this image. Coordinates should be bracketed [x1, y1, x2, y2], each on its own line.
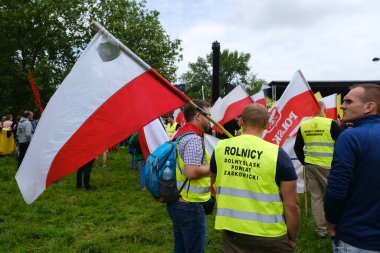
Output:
[145, 0, 380, 82]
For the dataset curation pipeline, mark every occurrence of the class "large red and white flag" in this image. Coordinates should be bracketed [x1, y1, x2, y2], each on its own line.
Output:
[16, 25, 189, 204]
[138, 118, 169, 160]
[319, 93, 337, 120]
[250, 90, 266, 107]
[210, 85, 253, 132]
[263, 70, 320, 147]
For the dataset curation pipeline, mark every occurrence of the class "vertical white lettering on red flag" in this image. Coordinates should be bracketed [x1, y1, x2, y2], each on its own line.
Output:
[263, 70, 320, 147]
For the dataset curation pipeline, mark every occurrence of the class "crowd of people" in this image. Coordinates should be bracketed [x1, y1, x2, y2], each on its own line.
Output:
[164, 84, 379, 253]
[2, 83, 379, 252]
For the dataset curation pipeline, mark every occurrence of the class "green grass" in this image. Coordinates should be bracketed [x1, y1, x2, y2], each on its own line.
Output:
[0, 150, 332, 252]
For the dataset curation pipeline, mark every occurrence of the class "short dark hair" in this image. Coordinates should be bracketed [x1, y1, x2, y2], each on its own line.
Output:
[350, 83, 380, 113]
[23, 111, 31, 118]
[183, 99, 211, 122]
[242, 103, 269, 129]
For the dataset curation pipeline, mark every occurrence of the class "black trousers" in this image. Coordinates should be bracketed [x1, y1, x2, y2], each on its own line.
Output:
[76, 159, 94, 189]
[17, 142, 30, 168]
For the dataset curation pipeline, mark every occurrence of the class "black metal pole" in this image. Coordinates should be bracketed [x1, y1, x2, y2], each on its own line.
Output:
[211, 41, 220, 105]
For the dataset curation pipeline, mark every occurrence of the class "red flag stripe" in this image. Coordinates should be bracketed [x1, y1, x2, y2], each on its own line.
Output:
[46, 69, 187, 186]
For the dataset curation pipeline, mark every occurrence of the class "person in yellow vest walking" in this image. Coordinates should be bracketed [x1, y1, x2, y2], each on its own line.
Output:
[165, 113, 179, 137]
[294, 101, 342, 238]
[167, 99, 213, 253]
[211, 104, 300, 253]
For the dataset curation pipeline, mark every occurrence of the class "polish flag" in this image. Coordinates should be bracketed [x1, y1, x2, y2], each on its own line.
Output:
[174, 108, 185, 125]
[139, 118, 169, 160]
[250, 90, 266, 107]
[16, 24, 189, 204]
[263, 70, 320, 147]
[210, 85, 253, 133]
[319, 93, 337, 120]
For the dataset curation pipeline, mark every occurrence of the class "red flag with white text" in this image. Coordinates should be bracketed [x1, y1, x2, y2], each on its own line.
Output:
[16, 27, 190, 204]
[263, 70, 320, 147]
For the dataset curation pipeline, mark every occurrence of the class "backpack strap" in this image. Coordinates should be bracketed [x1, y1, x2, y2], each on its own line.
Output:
[173, 132, 194, 193]
[174, 132, 206, 195]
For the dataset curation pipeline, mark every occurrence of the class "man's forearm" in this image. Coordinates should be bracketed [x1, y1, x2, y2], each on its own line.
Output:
[185, 164, 210, 180]
[285, 203, 300, 242]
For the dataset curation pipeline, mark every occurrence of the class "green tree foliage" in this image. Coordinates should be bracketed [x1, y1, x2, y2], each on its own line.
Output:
[180, 49, 266, 101]
[0, 0, 182, 117]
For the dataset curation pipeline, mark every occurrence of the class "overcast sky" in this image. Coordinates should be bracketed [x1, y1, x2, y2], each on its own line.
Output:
[144, 0, 380, 83]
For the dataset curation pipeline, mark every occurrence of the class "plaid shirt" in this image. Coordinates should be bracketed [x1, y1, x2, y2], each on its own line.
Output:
[177, 134, 206, 166]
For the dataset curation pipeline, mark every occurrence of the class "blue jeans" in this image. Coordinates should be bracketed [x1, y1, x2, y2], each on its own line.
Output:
[139, 160, 146, 189]
[167, 201, 206, 253]
[333, 239, 380, 253]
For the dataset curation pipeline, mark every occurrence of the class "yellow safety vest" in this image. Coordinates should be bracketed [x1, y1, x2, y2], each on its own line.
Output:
[214, 134, 287, 237]
[300, 117, 335, 167]
[166, 122, 178, 137]
[176, 140, 211, 203]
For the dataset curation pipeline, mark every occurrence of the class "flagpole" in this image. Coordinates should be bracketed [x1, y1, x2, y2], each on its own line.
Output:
[189, 101, 233, 138]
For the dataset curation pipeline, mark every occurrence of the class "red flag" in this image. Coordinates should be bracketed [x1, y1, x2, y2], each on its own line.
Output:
[263, 70, 320, 147]
[250, 90, 267, 107]
[210, 85, 253, 133]
[138, 118, 169, 160]
[174, 109, 185, 125]
[27, 70, 44, 113]
[319, 93, 337, 120]
[16, 26, 190, 204]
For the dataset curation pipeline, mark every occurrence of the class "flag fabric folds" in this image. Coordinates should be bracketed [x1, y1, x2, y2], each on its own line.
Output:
[263, 70, 320, 147]
[250, 90, 267, 107]
[28, 70, 44, 113]
[210, 85, 253, 133]
[16, 28, 189, 204]
[138, 118, 169, 160]
[319, 93, 337, 120]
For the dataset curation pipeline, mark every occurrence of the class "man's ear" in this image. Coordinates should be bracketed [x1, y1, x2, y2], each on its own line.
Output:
[195, 112, 201, 121]
[364, 102, 376, 114]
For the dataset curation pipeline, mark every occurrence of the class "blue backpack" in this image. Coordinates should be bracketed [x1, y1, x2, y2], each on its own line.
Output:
[144, 133, 192, 203]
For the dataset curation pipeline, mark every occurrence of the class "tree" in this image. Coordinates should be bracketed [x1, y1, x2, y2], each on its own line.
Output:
[180, 49, 266, 101]
[0, 0, 182, 117]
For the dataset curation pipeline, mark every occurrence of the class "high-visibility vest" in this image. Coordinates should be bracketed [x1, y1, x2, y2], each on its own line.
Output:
[176, 141, 211, 203]
[300, 117, 335, 167]
[214, 134, 287, 237]
[166, 122, 178, 137]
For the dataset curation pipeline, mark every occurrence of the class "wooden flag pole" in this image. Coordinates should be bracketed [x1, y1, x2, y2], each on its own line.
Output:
[189, 100, 234, 138]
[304, 166, 308, 216]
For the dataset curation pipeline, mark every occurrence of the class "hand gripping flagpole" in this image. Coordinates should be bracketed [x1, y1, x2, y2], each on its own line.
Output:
[91, 21, 233, 138]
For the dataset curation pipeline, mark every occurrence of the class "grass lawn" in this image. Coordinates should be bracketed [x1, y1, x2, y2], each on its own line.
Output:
[0, 149, 332, 252]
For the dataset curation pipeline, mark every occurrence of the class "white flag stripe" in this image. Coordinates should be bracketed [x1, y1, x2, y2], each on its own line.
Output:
[210, 86, 249, 122]
[143, 118, 169, 153]
[319, 93, 337, 109]
[16, 32, 147, 203]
